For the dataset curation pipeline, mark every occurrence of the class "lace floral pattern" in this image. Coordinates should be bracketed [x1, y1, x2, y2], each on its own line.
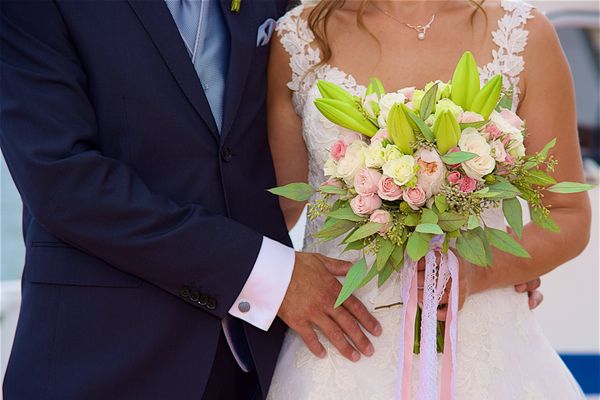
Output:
[268, 2, 585, 399]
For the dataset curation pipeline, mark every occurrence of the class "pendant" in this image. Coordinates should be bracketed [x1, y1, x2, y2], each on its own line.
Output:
[418, 31, 426, 40]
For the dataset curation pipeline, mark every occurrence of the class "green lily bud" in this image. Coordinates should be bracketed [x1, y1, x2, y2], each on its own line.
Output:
[316, 80, 356, 106]
[387, 103, 415, 154]
[433, 110, 461, 154]
[470, 75, 503, 119]
[314, 98, 378, 137]
[450, 51, 480, 110]
[366, 77, 385, 98]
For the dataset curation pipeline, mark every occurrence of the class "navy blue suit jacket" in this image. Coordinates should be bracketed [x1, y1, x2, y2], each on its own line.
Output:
[0, 1, 291, 398]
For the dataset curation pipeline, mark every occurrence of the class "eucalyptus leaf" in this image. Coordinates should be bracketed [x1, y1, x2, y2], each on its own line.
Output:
[335, 258, 367, 307]
[440, 151, 477, 164]
[319, 184, 348, 195]
[525, 169, 557, 187]
[327, 206, 365, 222]
[344, 222, 384, 243]
[502, 197, 523, 239]
[359, 264, 379, 288]
[467, 214, 480, 230]
[315, 219, 355, 240]
[343, 240, 367, 252]
[434, 195, 448, 213]
[420, 83, 438, 120]
[421, 208, 439, 224]
[547, 182, 595, 194]
[456, 230, 490, 267]
[437, 212, 468, 232]
[390, 245, 405, 268]
[377, 262, 395, 288]
[538, 138, 557, 161]
[531, 208, 560, 233]
[407, 232, 433, 261]
[484, 227, 530, 258]
[404, 213, 420, 227]
[268, 183, 315, 201]
[488, 180, 520, 199]
[406, 111, 435, 142]
[376, 238, 395, 271]
[416, 223, 444, 235]
[473, 227, 494, 266]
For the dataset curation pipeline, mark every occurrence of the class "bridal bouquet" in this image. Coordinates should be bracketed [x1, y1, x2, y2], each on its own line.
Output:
[270, 51, 591, 399]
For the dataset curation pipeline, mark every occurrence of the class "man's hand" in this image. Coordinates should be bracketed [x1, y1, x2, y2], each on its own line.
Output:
[278, 252, 382, 362]
[515, 278, 544, 310]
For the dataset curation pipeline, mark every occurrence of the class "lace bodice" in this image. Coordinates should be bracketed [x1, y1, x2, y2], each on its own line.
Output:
[268, 3, 585, 399]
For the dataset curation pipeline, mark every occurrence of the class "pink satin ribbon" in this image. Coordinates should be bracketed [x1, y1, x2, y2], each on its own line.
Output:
[395, 243, 459, 400]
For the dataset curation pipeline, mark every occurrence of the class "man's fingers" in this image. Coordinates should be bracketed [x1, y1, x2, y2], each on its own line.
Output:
[329, 307, 374, 357]
[321, 256, 352, 276]
[316, 316, 361, 362]
[342, 295, 382, 337]
[297, 325, 326, 359]
[528, 290, 544, 310]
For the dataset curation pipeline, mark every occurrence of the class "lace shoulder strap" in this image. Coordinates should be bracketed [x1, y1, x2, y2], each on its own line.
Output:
[480, 0, 534, 111]
[275, 4, 322, 114]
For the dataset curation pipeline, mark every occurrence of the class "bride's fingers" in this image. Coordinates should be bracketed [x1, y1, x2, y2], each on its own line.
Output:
[329, 307, 374, 357]
[315, 315, 361, 362]
[297, 325, 326, 359]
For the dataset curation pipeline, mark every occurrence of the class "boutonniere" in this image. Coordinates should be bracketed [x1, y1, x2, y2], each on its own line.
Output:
[230, 0, 241, 13]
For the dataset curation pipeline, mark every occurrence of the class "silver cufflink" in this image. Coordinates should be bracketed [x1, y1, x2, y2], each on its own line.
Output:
[238, 301, 251, 313]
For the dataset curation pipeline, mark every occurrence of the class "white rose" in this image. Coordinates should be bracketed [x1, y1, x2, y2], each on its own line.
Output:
[459, 129, 496, 180]
[377, 92, 406, 127]
[383, 144, 403, 162]
[323, 158, 338, 177]
[506, 131, 526, 158]
[382, 155, 417, 186]
[490, 140, 507, 162]
[336, 141, 367, 184]
[365, 141, 386, 169]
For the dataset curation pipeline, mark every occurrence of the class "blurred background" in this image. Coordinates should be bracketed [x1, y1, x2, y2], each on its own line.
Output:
[1, 0, 599, 398]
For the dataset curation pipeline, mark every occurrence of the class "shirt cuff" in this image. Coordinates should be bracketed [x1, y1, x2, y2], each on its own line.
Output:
[228, 236, 295, 331]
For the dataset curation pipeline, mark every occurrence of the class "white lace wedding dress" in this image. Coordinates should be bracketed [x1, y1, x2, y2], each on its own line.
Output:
[267, 2, 585, 399]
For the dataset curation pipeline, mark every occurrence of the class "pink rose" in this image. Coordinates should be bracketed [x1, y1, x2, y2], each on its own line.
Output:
[399, 87, 415, 101]
[339, 129, 363, 145]
[330, 140, 347, 161]
[402, 186, 427, 210]
[321, 178, 342, 188]
[369, 209, 392, 235]
[447, 171, 462, 184]
[354, 168, 382, 196]
[371, 129, 390, 144]
[458, 111, 484, 124]
[458, 176, 477, 193]
[415, 148, 446, 198]
[350, 194, 382, 216]
[483, 123, 502, 140]
[377, 175, 403, 201]
[499, 109, 524, 130]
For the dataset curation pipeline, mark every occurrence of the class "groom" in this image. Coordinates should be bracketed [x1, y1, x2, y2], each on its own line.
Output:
[0, 1, 542, 399]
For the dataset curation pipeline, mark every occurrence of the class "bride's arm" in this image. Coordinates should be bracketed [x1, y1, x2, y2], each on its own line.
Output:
[267, 33, 309, 231]
[468, 11, 592, 296]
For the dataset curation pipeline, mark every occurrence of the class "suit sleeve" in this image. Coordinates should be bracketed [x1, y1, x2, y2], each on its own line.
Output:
[0, 1, 265, 319]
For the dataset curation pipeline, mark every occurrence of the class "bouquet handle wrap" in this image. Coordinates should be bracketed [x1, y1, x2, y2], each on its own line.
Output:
[396, 241, 459, 400]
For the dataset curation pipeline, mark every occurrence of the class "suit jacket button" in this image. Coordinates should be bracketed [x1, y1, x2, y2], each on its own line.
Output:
[221, 147, 233, 162]
[198, 294, 208, 306]
[190, 290, 200, 302]
[206, 298, 217, 310]
[179, 286, 190, 298]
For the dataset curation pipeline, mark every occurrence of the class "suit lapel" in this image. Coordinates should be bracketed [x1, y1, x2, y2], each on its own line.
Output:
[127, 0, 220, 140]
[218, 0, 256, 141]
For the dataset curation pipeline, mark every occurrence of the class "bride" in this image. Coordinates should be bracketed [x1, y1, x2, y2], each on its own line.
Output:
[266, 0, 591, 399]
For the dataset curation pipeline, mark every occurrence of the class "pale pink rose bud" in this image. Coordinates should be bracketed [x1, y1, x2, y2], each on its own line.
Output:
[321, 178, 342, 188]
[354, 168, 382, 196]
[458, 111, 484, 124]
[484, 123, 502, 140]
[459, 176, 477, 193]
[377, 175, 403, 201]
[369, 209, 392, 235]
[330, 140, 347, 161]
[350, 194, 382, 216]
[371, 129, 390, 144]
[499, 109, 524, 130]
[447, 171, 462, 184]
[402, 186, 427, 210]
[399, 87, 415, 101]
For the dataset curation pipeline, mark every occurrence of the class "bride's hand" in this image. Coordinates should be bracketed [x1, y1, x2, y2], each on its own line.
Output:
[278, 252, 382, 362]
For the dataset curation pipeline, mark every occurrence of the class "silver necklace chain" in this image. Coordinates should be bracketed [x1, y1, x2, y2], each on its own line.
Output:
[371, 3, 438, 41]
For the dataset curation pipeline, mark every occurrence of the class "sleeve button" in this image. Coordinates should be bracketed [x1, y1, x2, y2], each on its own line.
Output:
[238, 301, 251, 313]
[179, 286, 190, 298]
[190, 290, 200, 302]
[206, 298, 217, 310]
[198, 294, 208, 306]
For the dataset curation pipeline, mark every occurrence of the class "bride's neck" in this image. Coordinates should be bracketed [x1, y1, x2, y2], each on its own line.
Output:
[361, 0, 449, 17]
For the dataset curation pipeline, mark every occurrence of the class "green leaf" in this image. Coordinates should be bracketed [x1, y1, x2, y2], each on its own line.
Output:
[344, 222, 383, 243]
[377, 262, 395, 288]
[473, 227, 494, 266]
[459, 120, 488, 130]
[421, 208, 439, 224]
[268, 183, 315, 201]
[525, 169, 557, 187]
[531, 208, 560, 233]
[420, 83, 438, 120]
[538, 138, 557, 161]
[488, 179, 521, 199]
[496, 90, 513, 111]
[440, 151, 477, 165]
[404, 213, 420, 227]
[319, 185, 347, 195]
[406, 111, 435, 142]
[376, 237, 395, 271]
[434, 195, 448, 213]
[437, 212, 468, 232]
[456, 229, 490, 267]
[359, 264, 379, 288]
[484, 227, 530, 258]
[502, 198, 523, 239]
[407, 232, 433, 261]
[314, 219, 355, 240]
[390, 245, 405, 268]
[343, 240, 366, 252]
[467, 214, 480, 230]
[327, 206, 365, 222]
[335, 258, 367, 307]
[415, 223, 444, 235]
[547, 182, 595, 194]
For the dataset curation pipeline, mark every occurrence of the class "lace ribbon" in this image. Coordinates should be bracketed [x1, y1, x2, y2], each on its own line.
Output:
[396, 237, 459, 400]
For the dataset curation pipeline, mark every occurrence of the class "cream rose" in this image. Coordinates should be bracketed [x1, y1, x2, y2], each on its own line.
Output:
[459, 129, 496, 180]
[490, 140, 508, 162]
[382, 155, 417, 186]
[415, 148, 446, 198]
[489, 111, 521, 136]
[377, 92, 406, 127]
[336, 141, 367, 184]
[323, 158, 338, 177]
[383, 144, 403, 162]
[365, 141, 386, 169]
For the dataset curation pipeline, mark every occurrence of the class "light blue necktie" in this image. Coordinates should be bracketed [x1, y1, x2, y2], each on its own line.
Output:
[165, 0, 229, 132]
